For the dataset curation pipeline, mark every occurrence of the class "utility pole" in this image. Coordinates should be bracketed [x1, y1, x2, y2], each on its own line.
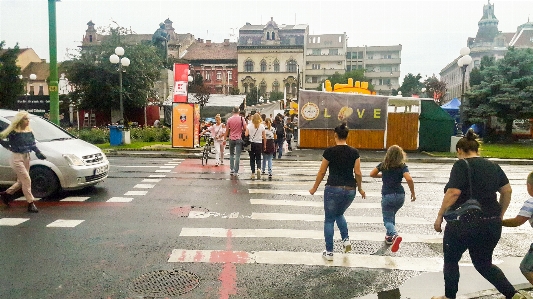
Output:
[48, 0, 60, 125]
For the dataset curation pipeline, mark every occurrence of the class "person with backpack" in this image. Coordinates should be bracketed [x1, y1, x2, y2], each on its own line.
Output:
[261, 118, 276, 179]
[273, 115, 285, 159]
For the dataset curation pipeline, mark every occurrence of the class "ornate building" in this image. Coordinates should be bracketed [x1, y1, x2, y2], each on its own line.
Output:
[237, 17, 308, 100]
[440, 1, 533, 101]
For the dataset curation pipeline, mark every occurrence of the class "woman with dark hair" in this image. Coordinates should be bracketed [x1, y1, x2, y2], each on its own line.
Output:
[432, 129, 527, 299]
[309, 122, 366, 261]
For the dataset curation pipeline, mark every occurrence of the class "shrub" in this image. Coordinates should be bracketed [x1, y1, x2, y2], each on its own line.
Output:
[66, 127, 109, 144]
[65, 126, 171, 144]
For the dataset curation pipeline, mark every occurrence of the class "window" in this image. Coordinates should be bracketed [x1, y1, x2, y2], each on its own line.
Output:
[329, 49, 338, 56]
[244, 60, 254, 72]
[312, 49, 320, 55]
[287, 60, 297, 72]
[312, 64, 321, 70]
[228, 71, 232, 80]
[358, 51, 363, 59]
[216, 71, 221, 81]
[261, 60, 267, 72]
[272, 32, 275, 40]
[267, 32, 270, 40]
[274, 60, 280, 72]
[205, 71, 211, 81]
[311, 76, 318, 83]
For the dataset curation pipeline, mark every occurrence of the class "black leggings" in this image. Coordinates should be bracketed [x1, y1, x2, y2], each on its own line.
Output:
[248, 142, 262, 172]
[443, 218, 516, 299]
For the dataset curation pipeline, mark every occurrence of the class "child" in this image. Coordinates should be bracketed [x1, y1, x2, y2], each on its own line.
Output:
[502, 171, 533, 285]
[369, 145, 416, 252]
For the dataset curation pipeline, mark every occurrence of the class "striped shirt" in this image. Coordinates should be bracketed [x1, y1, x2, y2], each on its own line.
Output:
[517, 197, 533, 227]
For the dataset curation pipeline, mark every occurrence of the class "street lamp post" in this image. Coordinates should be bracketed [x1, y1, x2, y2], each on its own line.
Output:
[109, 47, 130, 123]
[457, 47, 472, 136]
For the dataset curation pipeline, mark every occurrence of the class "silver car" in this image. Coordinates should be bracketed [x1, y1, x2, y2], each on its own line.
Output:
[0, 109, 110, 198]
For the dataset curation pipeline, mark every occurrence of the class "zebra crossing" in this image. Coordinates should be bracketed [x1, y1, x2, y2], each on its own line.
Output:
[0, 158, 184, 228]
[168, 159, 449, 272]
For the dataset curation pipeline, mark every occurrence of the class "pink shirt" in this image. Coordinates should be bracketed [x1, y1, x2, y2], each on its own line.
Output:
[226, 114, 245, 140]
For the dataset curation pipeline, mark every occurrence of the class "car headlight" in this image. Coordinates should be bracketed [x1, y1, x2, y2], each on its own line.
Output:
[63, 154, 85, 166]
[101, 152, 108, 162]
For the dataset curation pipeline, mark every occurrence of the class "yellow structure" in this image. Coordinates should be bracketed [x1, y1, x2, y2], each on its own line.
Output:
[324, 78, 376, 95]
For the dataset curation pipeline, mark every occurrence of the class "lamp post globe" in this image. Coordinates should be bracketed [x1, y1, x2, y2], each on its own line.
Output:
[109, 48, 130, 123]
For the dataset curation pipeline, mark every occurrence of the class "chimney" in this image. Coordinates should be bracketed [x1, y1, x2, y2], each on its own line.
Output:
[206, 40, 211, 46]
[224, 39, 229, 45]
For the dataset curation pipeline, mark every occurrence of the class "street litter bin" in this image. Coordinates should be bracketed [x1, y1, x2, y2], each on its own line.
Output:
[109, 125, 123, 146]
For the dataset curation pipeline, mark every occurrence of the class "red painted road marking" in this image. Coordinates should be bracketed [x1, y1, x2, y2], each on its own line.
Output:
[218, 229, 240, 299]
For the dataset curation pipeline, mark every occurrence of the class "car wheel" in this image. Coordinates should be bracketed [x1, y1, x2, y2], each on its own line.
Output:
[30, 166, 60, 198]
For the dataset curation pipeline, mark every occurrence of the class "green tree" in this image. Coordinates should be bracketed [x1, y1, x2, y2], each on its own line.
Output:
[189, 73, 210, 108]
[398, 73, 424, 97]
[467, 47, 533, 140]
[269, 91, 284, 101]
[246, 86, 259, 106]
[64, 26, 163, 118]
[423, 75, 447, 105]
[316, 69, 374, 91]
[0, 42, 24, 109]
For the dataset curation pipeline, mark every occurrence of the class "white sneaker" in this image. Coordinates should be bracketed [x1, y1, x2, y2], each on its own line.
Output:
[251, 173, 256, 180]
[342, 238, 352, 253]
[322, 250, 333, 261]
[256, 170, 261, 179]
[513, 290, 533, 299]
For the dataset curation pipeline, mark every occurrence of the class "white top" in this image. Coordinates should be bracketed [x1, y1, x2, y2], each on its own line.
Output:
[264, 126, 275, 140]
[247, 123, 265, 143]
[209, 123, 226, 142]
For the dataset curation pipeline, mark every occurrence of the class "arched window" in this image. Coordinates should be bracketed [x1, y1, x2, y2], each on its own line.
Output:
[272, 80, 280, 93]
[274, 59, 280, 72]
[266, 32, 270, 40]
[287, 59, 297, 72]
[261, 60, 267, 72]
[243, 83, 249, 94]
[272, 32, 275, 40]
[244, 59, 254, 72]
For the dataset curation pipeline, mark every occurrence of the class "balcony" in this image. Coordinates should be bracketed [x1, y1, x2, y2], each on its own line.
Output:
[306, 54, 345, 62]
[362, 58, 401, 65]
[364, 71, 400, 78]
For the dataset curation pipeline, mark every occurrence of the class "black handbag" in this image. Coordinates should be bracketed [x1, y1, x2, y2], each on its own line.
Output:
[241, 118, 250, 146]
[443, 159, 483, 222]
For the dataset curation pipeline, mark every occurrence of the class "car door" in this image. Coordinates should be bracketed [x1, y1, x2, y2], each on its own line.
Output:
[0, 119, 17, 185]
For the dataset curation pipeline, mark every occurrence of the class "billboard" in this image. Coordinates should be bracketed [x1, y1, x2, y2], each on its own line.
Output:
[173, 63, 190, 103]
[172, 103, 199, 148]
[298, 90, 388, 130]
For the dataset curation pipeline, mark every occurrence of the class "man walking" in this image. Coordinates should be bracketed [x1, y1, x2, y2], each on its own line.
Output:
[225, 106, 244, 176]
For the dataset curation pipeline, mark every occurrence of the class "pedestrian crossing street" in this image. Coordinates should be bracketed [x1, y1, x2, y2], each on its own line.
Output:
[0, 158, 184, 228]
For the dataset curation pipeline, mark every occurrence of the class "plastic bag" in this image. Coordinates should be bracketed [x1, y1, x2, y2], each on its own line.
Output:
[282, 141, 289, 154]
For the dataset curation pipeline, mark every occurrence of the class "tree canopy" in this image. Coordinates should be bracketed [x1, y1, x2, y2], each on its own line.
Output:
[63, 26, 163, 116]
[0, 41, 24, 109]
[423, 75, 447, 105]
[397, 73, 425, 97]
[466, 47, 533, 138]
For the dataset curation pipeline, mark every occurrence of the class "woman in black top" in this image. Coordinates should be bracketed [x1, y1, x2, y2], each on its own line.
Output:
[309, 123, 366, 261]
[432, 129, 522, 299]
[0, 111, 46, 213]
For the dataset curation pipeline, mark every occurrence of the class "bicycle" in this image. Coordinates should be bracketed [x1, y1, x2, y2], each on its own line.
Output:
[201, 135, 214, 166]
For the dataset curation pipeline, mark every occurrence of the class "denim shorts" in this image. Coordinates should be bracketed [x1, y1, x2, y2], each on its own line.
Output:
[520, 243, 533, 274]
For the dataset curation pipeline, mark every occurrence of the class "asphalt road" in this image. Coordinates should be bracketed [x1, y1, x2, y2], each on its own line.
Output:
[1, 155, 532, 299]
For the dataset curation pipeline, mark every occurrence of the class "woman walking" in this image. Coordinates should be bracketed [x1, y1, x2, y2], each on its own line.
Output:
[432, 129, 528, 299]
[309, 122, 366, 261]
[209, 114, 225, 166]
[245, 113, 266, 180]
[369, 145, 416, 252]
[0, 111, 46, 213]
[261, 118, 276, 179]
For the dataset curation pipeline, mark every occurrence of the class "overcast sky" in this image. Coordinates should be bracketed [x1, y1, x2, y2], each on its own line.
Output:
[1, 0, 533, 82]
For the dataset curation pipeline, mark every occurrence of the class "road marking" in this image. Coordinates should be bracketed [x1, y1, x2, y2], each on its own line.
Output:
[248, 189, 381, 197]
[124, 191, 148, 196]
[60, 196, 90, 202]
[155, 170, 172, 173]
[142, 179, 162, 183]
[149, 174, 167, 177]
[133, 184, 155, 189]
[46, 219, 85, 227]
[250, 198, 381, 209]
[107, 197, 134, 203]
[250, 212, 430, 224]
[0, 218, 29, 226]
[159, 166, 175, 168]
[172, 159, 185, 161]
[179, 228, 442, 243]
[167, 249, 443, 272]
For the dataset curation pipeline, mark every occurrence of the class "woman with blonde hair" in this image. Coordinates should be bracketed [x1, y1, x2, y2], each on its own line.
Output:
[261, 118, 276, 179]
[0, 111, 46, 212]
[370, 145, 416, 252]
[245, 113, 266, 180]
[205, 114, 225, 166]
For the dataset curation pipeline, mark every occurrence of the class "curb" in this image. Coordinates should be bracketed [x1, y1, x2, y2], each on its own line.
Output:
[457, 284, 533, 299]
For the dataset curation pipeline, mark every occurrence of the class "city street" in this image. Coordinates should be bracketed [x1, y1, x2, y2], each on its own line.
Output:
[1, 155, 532, 299]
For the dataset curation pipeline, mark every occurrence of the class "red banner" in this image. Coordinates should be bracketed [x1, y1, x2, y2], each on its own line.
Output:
[173, 63, 189, 103]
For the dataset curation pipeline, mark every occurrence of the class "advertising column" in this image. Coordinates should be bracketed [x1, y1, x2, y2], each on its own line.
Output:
[171, 63, 199, 148]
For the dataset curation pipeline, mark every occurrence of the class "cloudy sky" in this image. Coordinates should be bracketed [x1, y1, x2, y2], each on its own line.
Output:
[1, 0, 533, 82]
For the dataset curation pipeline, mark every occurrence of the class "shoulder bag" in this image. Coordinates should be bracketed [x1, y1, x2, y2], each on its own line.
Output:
[443, 159, 483, 222]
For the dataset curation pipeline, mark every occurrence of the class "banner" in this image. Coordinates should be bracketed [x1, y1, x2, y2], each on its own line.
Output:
[172, 103, 194, 148]
[173, 63, 189, 103]
[298, 90, 388, 130]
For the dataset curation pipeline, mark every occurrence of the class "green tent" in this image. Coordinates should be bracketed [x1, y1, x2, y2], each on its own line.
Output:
[419, 100, 455, 152]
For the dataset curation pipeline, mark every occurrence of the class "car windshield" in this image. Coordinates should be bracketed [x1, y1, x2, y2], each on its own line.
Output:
[6, 115, 75, 142]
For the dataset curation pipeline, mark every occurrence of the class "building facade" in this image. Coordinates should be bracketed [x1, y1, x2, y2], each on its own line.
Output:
[182, 39, 238, 95]
[237, 18, 308, 100]
[304, 33, 347, 90]
[346, 45, 402, 96]
[440, 1, 533, 101]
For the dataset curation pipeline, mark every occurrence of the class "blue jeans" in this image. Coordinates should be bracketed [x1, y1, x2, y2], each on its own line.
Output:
[381, 193, 405, 237]
[229, 139, 242, 174]
[324, 185, 355, 252]
[262, 153, 273, 174]
[274, 138, 284, 159]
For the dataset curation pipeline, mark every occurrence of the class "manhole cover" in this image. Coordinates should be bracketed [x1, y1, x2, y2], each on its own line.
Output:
[129, 269, 200, 297]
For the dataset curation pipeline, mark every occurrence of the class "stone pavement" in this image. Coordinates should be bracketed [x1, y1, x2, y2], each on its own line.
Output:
[105, 146, 533, 298]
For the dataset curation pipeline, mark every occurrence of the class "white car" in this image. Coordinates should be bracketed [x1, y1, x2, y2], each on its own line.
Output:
[0, 109, 110, 198]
